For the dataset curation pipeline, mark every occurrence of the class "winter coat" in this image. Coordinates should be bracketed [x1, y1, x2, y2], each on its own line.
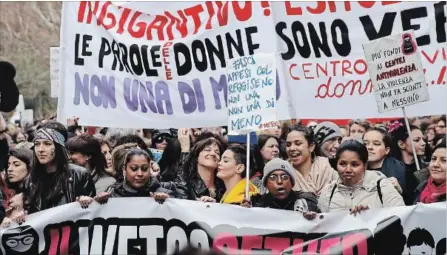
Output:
[318, 170, 405, 213]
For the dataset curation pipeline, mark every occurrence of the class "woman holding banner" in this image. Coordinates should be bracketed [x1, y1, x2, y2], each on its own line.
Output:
[414, 140, 446, 204]
[105, 148, 175, 201]
[285, 125, 337, 196]
[24, 123, 96, 214]
[317, 140, 405, 214]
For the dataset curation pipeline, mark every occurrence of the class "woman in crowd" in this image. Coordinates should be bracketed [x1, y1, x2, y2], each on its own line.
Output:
[97, 137, 113, 175]
[215, 145, 259, 205]
[286, 125, 337, 195]
[363, 126, 406, 194]
[106, 148, 175, 199]
[111, 143, 139, 182]
[348, 119, 370, 140]
[175, 137, 226, 201]
[389, 120, 427, 204]
[158, 138, 182, 182]
[6, 148, 32, 195]
[414, 141, 446, 204]
[24, 125, 96, 214]
[262, 121, 281, 138]
[435, 115, 446, 135]
[246, 158, 319, 213]
[318, 140, 405, 214]
[313, 121, 342, 169]
[254, 134, 282, 172]
[67, 134, 116, 193]
[12, 130, 26, 144]
[151, 129, 172, 151]
[1, 148, 33, 227]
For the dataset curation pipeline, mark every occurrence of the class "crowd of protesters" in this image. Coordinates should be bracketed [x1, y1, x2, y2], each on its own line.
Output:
[0, 113, 445, 226]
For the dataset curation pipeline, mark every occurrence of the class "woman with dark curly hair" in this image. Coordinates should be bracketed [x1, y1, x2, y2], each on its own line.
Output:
[175, 136, 226, 201]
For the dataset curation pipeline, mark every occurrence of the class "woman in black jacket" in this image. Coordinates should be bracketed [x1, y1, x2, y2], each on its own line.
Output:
[107, 148, 176, 199]
[24, 123, 96, 214]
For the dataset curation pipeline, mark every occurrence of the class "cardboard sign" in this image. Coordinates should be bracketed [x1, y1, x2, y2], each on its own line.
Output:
[227, 53, 277, 133]
[363, 31, 429, 113]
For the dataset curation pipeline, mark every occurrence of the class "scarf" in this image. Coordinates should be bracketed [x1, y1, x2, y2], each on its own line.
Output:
[33, 128, 66, 147]
[420, 177, 446, 204]
[220, 179, 259, 204]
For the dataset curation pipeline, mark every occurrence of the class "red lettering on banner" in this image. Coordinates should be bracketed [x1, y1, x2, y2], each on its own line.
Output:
[288, 59, 369, 80]
[162, 42, 173, 80]
[241, 235, 263, 254]
[342, 60, 352, 75]
[164, 10, 188, 40]
[341, 232, 369, 255]
[184, 4, 204, 35]
[116, 7, 131, 34]
[307, 239, 319, 253]
[128, 11, 145, 38]
[263, 237, 290, 253]
[97, 1, 112, 26]
[357, 1, 375, 8]
[232, 2, 252, 21]
[285, 1, 302, 15]
[147, 15, 168, 40]
[289, 64, 300, 80]
[292, 238, 304, 253]
[316, 77, 373, 99]
[320, 237, 341, 254]
[76, 1, 252, 41]
[284, 1, 401, 15]
[307, 2, 326, 14]
[303, 63, 315, 79]
[213, 233, 239, 254]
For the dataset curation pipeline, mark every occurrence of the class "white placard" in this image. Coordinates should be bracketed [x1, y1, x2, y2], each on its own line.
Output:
[363, 31, 429, 113]
[227, 53, 277, 133]
[50, 47, 60, 98]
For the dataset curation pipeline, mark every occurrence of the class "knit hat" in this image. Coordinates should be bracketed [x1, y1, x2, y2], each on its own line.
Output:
[313, 121, 342, 146]
[262, 158, 295, 186]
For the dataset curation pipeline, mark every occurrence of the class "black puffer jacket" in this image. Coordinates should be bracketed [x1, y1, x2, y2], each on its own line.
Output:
[109, 178, 177, 198]
[25, 164, 96, 214]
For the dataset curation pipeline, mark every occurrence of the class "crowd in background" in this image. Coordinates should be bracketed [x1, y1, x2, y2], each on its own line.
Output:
[0, 113, 445, 226]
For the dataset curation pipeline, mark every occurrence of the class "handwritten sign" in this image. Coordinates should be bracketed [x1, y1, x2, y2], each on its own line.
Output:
[227, 53, 277, 133]
[363, 30, 429, 113]
[50, 47, 60, 98]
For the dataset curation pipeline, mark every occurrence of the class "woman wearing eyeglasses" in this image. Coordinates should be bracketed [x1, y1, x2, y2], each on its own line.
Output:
[243, 158, 319, 213]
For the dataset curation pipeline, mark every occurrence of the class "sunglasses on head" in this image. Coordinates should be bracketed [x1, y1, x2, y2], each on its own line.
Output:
[154, 134, 171, 144]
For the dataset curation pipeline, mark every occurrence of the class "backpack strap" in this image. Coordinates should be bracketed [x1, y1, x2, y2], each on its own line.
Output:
[377, 179, 383, 205]
[328, 184, 337, 206]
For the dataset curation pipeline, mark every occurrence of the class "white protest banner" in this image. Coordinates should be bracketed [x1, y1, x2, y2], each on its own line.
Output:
[59, 2, 446, 128]
[58, 2, 288, 128]
[272, 1, 446, 119]
[50, 47, 60, 98]
[227, 53, 276, 133]
[363, 30, 429, 113]
[0, 199, 445, 255]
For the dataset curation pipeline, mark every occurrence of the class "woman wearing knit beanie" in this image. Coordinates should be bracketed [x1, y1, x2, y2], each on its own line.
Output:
[243, 158, 320, 213]
[313, 121, 343, 169]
